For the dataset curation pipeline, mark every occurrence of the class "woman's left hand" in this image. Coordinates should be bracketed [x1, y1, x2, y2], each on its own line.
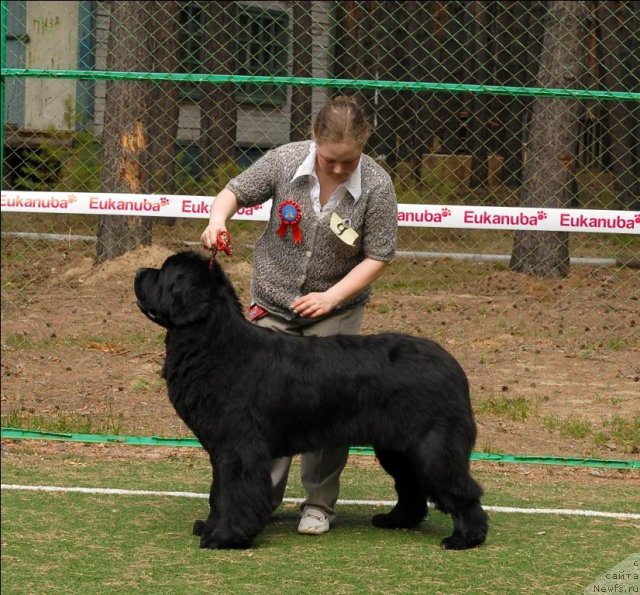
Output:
[291, 292, 338, 318]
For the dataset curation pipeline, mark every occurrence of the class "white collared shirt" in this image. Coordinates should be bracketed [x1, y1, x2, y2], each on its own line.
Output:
[291, 142, 362, 216]
[227, 140, 398, 319]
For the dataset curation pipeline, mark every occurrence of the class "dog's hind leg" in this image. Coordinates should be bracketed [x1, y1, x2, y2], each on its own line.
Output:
[440, 498, 488, 550]
[413, 429, 488, 550]
[372, 448, 428, 529]
[199, 447, 273, 550]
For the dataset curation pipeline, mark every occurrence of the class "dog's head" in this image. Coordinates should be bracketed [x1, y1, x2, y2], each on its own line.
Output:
[134, 251, 216, 328]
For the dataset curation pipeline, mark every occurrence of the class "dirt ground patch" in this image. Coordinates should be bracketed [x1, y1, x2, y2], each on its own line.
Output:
[1, 245, 638, 460]
[3, 439, 637, 490]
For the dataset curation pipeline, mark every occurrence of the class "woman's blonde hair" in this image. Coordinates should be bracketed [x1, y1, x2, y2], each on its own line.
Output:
[312, 96, 372, 147]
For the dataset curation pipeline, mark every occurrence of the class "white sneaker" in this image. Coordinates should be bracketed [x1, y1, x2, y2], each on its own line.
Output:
[298, 507, 330, 535]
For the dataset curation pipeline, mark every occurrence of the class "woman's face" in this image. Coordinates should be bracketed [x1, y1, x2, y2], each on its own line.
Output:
[315, 142, 363, 182]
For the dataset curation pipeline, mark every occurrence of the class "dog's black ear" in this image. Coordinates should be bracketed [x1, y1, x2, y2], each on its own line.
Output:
[169, 275, 212, 326]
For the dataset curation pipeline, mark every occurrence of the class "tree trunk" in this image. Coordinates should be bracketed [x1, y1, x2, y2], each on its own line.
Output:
[510, 1, 588, 278]
[147, 1, 180, 196]
[408, 1, 438, 170]
[406, 0, 436, 185]
[367, 1, 396, 164]
[290, 1, 313, 142]
[495, 1, 546, 188]
[439, 1, 468, 156]
[97, 0, 153, 263]
[331, 1, 375, 115]
[147, 1, 181, 226]
[199, 2, 237, 179]
[393, 2, 423, 183]
[597, 1, 640, 211]
[331, 1, 365, 84]
[468, 1, 493, 189]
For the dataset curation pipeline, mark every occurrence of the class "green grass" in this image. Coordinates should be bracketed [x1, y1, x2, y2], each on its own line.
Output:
[2, 451, 639, 594]
[542, 413, 640, 454]
[1, 409, 124, 436]
[2, 333, 36, 350]
[2, 331, 164, 352]
[602, 414, 640, 453]
[5, 493, 635, 594]
[476, 395, 533, 422]
[543, 415, 593, 439]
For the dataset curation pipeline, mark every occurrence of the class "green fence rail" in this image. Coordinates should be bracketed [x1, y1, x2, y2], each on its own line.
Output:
[4, 68, 639, 102]
[2, 428, 638, 471]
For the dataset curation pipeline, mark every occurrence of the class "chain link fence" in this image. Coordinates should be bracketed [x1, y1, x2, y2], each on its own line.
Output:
[1, 1, 639, 451]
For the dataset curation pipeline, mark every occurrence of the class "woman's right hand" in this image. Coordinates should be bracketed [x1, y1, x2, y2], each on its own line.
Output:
[200, 189, 239, 249]
[201, 221, 227, 250]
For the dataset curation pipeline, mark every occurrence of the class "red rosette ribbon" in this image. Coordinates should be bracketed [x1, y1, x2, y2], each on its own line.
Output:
[277, 200, 303, 244]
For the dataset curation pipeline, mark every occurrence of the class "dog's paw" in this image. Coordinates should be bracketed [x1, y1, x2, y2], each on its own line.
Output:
[440, 532, 485, 550]
[372, 511, 424, 529]
[199, 531, 252, 550]
[193, 519, 207, 536]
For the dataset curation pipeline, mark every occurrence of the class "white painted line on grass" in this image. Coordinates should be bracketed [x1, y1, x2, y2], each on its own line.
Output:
[284, 496, 640, 519]
[3, 484, 639, 520]
[2, 483, 208, 499]
[479, 505, 639, 520]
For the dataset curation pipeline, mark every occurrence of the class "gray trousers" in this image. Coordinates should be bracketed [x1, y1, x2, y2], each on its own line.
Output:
[253, 305, 365, 521]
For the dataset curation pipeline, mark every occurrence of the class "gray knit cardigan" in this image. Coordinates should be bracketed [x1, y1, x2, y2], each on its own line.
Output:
[227, 140, 398, 319]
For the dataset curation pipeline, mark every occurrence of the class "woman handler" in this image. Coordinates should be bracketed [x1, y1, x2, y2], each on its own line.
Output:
[201, 96, 398, 535]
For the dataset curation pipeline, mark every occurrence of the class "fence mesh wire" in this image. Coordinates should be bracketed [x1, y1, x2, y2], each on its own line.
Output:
[1, 1, 639, 453]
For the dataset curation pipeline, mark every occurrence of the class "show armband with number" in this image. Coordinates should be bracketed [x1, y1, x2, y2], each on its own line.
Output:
[330, 212, 359, 246]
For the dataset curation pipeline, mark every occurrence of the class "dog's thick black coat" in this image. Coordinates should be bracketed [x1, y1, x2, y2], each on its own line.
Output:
[134, 251, 488, 550]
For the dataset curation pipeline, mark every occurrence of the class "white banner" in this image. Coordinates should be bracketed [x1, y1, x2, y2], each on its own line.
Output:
[1, 191, 639, 235]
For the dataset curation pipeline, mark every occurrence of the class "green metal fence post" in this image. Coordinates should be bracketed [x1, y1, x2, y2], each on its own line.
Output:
[0, 0, 8, 186]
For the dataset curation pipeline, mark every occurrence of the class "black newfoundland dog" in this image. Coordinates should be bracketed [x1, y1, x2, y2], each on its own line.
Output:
[134, 251, 488, 550]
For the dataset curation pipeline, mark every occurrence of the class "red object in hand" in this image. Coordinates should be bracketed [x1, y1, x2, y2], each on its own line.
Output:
[208, 231, 233, 268]
[216, 231, 233, 256]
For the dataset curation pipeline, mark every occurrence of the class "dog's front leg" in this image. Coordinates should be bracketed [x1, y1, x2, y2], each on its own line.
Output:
[193, 458, 220, 538]
[199, 448, 273, 550]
